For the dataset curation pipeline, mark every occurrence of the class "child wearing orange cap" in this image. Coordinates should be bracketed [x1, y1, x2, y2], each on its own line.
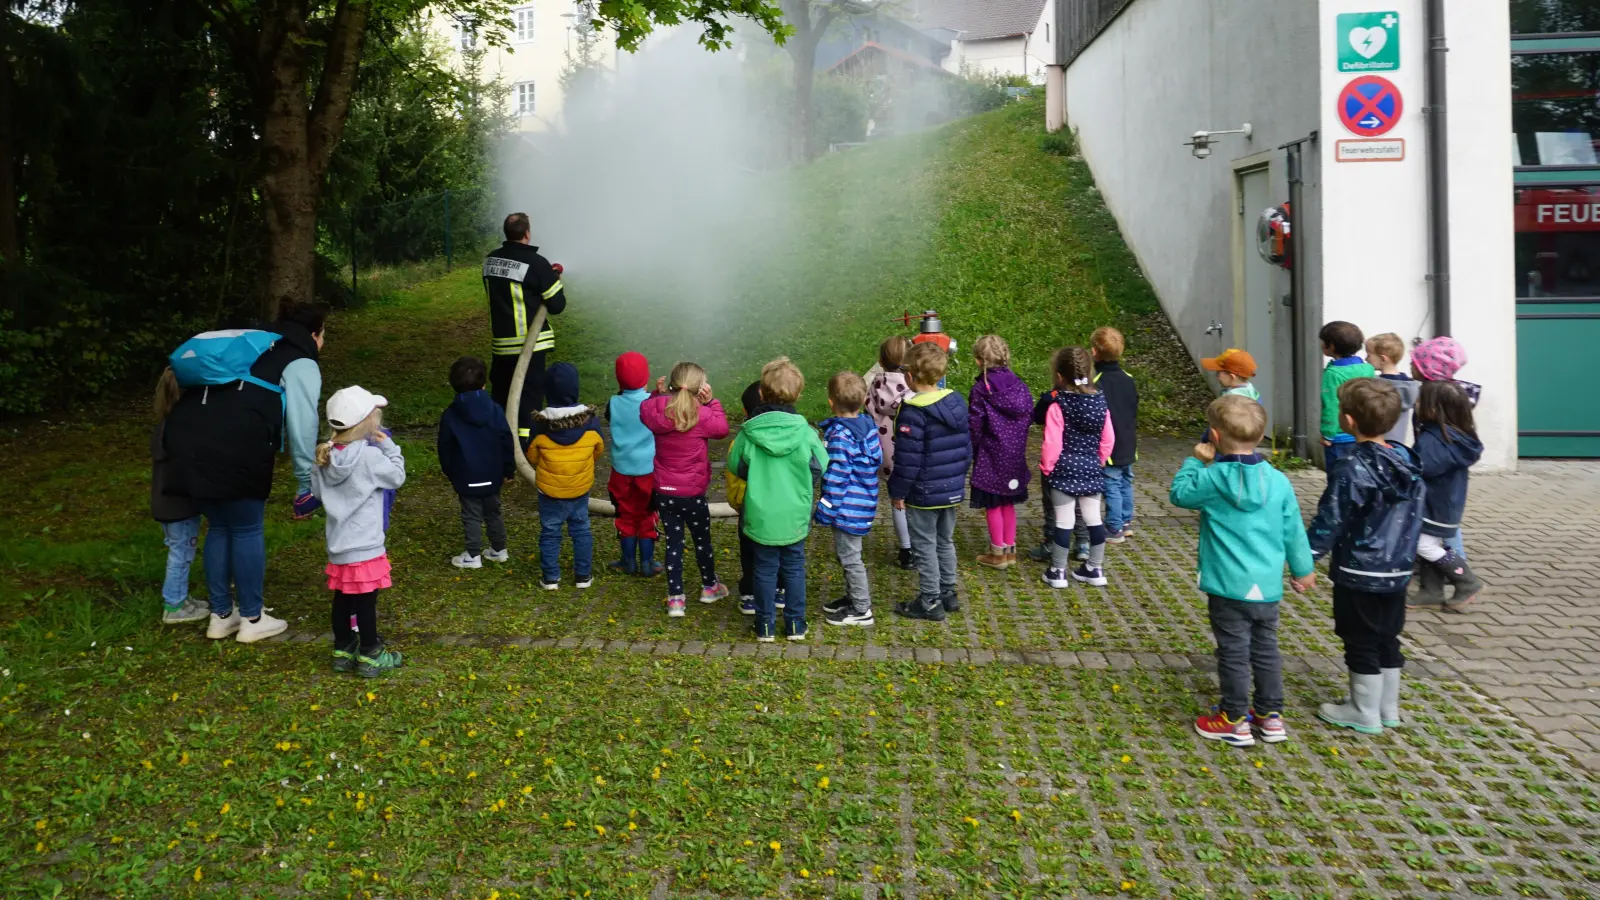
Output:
[1198, 349, 1261, 447]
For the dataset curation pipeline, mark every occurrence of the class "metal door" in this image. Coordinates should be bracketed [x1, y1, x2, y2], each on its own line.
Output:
[1238, 168, 1278, 431]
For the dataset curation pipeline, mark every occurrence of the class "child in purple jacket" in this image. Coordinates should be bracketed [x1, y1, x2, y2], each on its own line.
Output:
[969, 336, 1034, 568]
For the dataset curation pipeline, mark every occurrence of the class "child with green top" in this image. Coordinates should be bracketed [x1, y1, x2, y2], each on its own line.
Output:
[1318, 321, 1375, 474]
[1172, 394, 1315, 748]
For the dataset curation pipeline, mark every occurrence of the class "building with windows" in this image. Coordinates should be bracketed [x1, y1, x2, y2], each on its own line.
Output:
[1040, 0, 1600, 467]
[437, 2, 617, 132]
[905, 0, 1056, 82]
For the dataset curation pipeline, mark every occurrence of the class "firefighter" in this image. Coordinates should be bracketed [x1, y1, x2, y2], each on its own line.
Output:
[484, 212, 566, 444]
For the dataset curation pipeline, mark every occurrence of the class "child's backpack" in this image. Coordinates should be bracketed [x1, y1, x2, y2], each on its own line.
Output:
[168, 330, 284, 396]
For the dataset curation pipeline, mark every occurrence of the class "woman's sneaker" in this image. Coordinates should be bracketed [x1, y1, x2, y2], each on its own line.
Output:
[206, 608, 241, 640]
[1194, 709, 1255, 747]
[700, 582, 729, 604]
[236, 610, 288, 643]
[1072, 564, 1108, 587]
[1041, 567, 1072, 589]
[162, 597, 210, 625]
[666, 596, 687, 617]
[1251, 710, 1289, 744]
[357, 644, 403, 678]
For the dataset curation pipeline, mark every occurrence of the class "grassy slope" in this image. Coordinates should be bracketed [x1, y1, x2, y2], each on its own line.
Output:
[0, 99, 1253, 896]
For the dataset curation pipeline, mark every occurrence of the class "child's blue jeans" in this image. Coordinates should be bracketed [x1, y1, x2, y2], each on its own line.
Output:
[1102, 465, 1134, 533]
[538, 493, 593, 582]
[753, 539, 806, 637]
[160, 516, 201, 607]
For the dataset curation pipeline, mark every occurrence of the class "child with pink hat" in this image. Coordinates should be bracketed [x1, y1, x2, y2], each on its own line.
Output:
[1411, 337, 1481, 407]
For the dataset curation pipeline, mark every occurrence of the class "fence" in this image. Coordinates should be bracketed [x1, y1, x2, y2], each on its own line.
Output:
[1058, 0, 1138, 66]
[324, 185, 500, 304]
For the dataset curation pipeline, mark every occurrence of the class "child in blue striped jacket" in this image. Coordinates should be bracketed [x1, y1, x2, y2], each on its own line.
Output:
[815, 371, 884, 627]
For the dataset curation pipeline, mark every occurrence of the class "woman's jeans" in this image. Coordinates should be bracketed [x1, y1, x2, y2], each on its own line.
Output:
[197, 499, 267, 618]
[160, 516, 202, 607]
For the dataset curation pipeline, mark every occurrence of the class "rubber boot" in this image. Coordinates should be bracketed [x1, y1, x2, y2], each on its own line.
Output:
[1317, 671, 1385, 735]
[637, 538, 664, 577]
[608, 536, 637, 574]
[1438, 552, 1483, 610]
[1379, 667, 1403, 728]
[1408, 562, 1447, 609]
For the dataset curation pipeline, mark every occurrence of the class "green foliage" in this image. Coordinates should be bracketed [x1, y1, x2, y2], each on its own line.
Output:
[813, 76, 871, 146]
[1039, 129, 1077, 157]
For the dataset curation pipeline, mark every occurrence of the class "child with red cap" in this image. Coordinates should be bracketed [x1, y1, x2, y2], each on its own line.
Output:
[606, 352, 662, 575]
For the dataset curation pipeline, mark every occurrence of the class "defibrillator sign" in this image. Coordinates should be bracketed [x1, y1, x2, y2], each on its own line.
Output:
[1337, 11, 1401, 73]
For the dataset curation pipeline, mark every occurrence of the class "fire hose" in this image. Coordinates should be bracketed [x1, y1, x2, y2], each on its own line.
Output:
[505, 302, 737, 518]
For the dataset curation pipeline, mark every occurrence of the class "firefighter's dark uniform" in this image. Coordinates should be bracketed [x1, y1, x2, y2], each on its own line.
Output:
[483, 240, 565, 442]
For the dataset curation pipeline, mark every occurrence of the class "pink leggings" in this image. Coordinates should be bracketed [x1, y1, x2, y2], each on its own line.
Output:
[984, 504, 1018, 547]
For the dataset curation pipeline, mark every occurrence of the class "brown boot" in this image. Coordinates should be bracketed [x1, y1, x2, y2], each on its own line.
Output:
[1001, 546, 1018, 568]
[977, 545, 1009, 569]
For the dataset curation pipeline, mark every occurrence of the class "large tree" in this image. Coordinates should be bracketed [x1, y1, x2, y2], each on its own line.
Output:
[201, 0, 790, 321]
[776, 0, 867, 161]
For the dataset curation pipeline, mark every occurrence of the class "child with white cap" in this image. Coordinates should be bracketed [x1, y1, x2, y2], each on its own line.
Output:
[310, 385, 407, 677]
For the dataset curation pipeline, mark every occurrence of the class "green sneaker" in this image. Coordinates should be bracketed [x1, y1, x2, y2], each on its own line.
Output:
[331, 639, 359, 673]
[357, 644, 403, 678]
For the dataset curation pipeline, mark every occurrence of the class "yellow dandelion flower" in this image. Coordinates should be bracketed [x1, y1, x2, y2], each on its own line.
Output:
[963, 816, 979, 828]
[467, 729, 478, 737]
[651, 767, 661, 780]
[628, 822, 638, 831]
[1111, 684, 1121, 692]
[769, 840, 781, 852]
[594, 776, 606, 786]
[276, 797, 285, 808]
[1120, 755, 1132, 763]
[1010, 809, 1022, 823]
[34, 841, 44, 853]
[744, 840, 754, 847]
[419, 738, 431, 748]
[365, 692, 375, 702]
[595, 825, 606, 836]
[995, 700, 1005, 707]
[1254, 760, 1264, 768]
[220, 803, 230, 815]
[799, 868, 810, 878]
[814, 763, 825, 771]
[222, 758, 234, 767]
[34, 820, 45, 831]
[818, 777, 830, 789]
[516, 729, 525, 737]
[110, 836, 123, 844]
[310, 704, 320, 711]
[867, 710, 877, 717]
[193, 867, 202, 883]
[521, 785, 533, 795]
[563, 819, 576, 828]
[1200, 766, 1210, 773]
[1120, 880, 1134, 891]
[467, 771, 477, 779]
[141, 760, 153, 770]
[544, 757, 555, 766]
[1330, 747, 1340, 756]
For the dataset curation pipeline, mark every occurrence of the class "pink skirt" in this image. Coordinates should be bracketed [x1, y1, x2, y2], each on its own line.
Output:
[326, 554, 392, 593]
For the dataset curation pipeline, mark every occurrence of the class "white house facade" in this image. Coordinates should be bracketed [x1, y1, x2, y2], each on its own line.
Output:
[909, 0, 1055, 83]
[433, 2, 618, 132]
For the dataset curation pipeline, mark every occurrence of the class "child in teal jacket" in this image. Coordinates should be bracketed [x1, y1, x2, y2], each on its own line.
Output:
[1170, 394, 1315, 749]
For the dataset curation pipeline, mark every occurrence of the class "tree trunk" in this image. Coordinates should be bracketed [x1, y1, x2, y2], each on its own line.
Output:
[0, 17, 20, 270]
[254, 0, 370, 322]
[790, 50, 816, 162]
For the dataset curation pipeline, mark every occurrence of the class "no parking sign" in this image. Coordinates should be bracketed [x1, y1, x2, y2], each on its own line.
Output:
[1337, 75, 1404, 137]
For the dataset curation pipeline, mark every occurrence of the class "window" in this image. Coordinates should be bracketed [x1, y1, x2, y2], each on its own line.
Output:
[456, 18, 478, 51]
[514, 6, 535, 42]
[1513, 50, 1600, 166]
[1517, 186, 1600, 298]
[1513, 0, 1600, 36]
[514, 81, 536, 116]
[1044, 22, 1050, 44]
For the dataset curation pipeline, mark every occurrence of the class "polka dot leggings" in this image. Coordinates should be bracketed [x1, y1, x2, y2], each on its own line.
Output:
[656, 493, 718, 596]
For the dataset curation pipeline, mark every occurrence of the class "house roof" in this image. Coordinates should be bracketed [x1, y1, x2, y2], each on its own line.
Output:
[821, 41, 958, 76]
[905, 0, 1048, 41]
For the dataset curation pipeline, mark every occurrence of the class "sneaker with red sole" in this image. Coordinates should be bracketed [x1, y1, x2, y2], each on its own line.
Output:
[1251, 710, 1289, 743]
[1194, 709, 1255, 747]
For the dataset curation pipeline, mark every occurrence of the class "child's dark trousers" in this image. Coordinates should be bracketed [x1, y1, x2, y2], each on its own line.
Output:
[1208, 595, 1283, 718]
[1332, 584, 1407, 674]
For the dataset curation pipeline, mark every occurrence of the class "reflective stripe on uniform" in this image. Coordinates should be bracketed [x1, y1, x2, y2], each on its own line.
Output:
[518, 428, 531, 438]
[542, 279, 564, 301]
[510, 282, 527, 338]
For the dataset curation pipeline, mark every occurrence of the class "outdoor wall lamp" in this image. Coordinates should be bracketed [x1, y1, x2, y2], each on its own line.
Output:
[1186, 124, 1253, 159]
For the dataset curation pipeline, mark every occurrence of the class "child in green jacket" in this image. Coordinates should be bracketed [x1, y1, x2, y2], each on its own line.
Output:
[1171, 394, 1315, 749]
[1318, 321, 1376, 474]
[725, 358, 830, 642]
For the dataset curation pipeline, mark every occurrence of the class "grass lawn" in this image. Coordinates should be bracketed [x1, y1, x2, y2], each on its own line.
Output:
[2, 99, 1597, 898]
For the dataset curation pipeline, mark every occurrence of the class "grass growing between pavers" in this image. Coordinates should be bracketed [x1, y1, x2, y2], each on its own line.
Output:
[6, 649, 1597, 898]
[3, 98, 1598, 899]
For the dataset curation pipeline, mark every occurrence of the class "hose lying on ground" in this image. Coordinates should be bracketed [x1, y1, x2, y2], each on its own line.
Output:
[506, 303, 737, 518]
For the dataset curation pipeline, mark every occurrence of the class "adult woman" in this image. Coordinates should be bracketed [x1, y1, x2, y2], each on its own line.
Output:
[164, 301, 326, 643]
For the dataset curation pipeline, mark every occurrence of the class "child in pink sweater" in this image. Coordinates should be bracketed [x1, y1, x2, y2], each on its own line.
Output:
[1039, 347, 1115, 589]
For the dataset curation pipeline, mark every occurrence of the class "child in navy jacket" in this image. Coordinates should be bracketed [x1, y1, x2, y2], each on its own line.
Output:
[438, 357, 516, 568]
[1409, 380, 1484, 612]
[816, 371, 883, 627]
[889, 343, 971, 622]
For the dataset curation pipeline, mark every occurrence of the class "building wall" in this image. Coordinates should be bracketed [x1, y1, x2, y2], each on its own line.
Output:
[1066, 0, 1515, 468]
[1065, 0, 1322, 425]
[433, 3, 618, 133]
[944, 3, 1054, 84]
